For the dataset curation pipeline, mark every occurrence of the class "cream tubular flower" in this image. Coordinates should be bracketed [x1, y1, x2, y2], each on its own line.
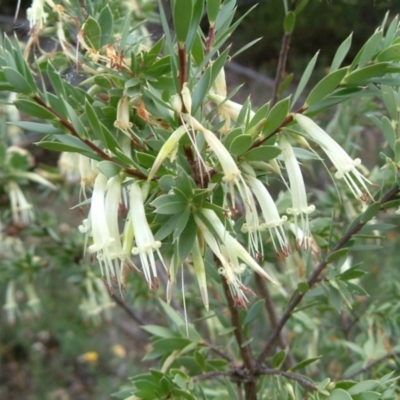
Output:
[181, 83, 192, 114]
[6, 181, 35, 224]
[105, 176, 124, 261]
[59, 152, 80, 183]
[86, 173, 121, 286]
[294, 113, 374, 201]
[197, 209, 278, 284]
[208, 93, 255, 122]
[115, 96, 133, 131]
[212, 67, 227, 98]
[190, 115, 241, 185]
[208, 92, 255, 133]
[129, 181, 165, 290]
[195, 214, 250, 306]
[148, 126, 187, 181]
[4, 281, 19, 325]
[27, 0, 48, 29]
[189, 116, 262, 254]
[26, 281, 41, 317]
[78, 154, 98, 195]
[191, 237, 209, 311]
[246, 175, 290, 257]
[280, 136, 315, 249]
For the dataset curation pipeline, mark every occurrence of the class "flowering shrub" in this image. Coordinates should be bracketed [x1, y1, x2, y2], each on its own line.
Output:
[2, 1, 400, 399]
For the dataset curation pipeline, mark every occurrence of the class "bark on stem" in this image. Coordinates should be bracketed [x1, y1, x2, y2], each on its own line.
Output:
[221, 278, 257, 400]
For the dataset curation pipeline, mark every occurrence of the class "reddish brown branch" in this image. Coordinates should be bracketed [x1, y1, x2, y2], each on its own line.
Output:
[271, 33, 292, 107]
[254, 274, 295, 369]
[178, 45, 187, 93]
[206, 25, 215, 56]
[32, 95, 147, 180]
[221, 278, 257, 400]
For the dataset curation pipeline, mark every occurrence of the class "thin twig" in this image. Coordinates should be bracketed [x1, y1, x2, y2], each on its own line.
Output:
[270, 0, 300, 106]
[193, 370, 231, 381]
[345, 352, 400, 379]
[271, 32, 292, 107]
[256, 367, 318, 391]
[31, 95, 147, 180]
[193, 365, 318, 392]
[221, 279, 255, 369]
[221, 278, 257, 400]
[111, 293, 146, 326]
[254, 273, 296, 369]
[203, 341, 233, 362]
[257, 185, 400, 363]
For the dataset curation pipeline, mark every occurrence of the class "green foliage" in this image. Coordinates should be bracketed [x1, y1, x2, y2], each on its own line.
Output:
[2, 1, 400, 400]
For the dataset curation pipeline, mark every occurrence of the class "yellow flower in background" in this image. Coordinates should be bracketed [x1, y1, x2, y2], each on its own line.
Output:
[112, 344, 126, 358]
[79, 351, 99, 364]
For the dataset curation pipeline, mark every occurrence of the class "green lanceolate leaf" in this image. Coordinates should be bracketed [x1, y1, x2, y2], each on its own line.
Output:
[47, 63, 67, 98]
[152, 193, 187, 214]
[272, 349, 288, 369]
[14, 99, 57, 120]
[186, 0, 204, 51]
[207, 0, 221, 25]
[247, 102, 270, 131]
[327, 248, 349, 263]
[358, 29, 383, 68]
[328, 389, 352, 400]
[192, 68, 211, 114]
[243, 299, 264, 326]
[82, 17, 102, 51]
[381, 85, 398, 121]
[342, 62, 389, 85]
[191, 30, 205, 65]
[305, 67, 348, 107]
[3, 67, 33, 94]
[381, 116, 396, 150]
[158, 299, 185, 326]
[178, 216, 197, 262]
[242, 145, 281, 161]
[262, 96, 291, 136]
[173, 0, 194, 45]
[97, 160, 121, 177]
[229, 134, 252, 155]
[98, 5, 113, 47]
[284, 11, 296, 34]
[173, 208, 190, 240]
[224, 127, 243, 149]
[295, 0, 309, 15]
[376, 43, 400, 62]
[394, 138, 400, 164]
[290, 356, 321, 372]
[360, 202, 381, 223]
[292, 51, 319, 106]
[347, 380, 379, 395]
[13, 121, 65, 135]
[331, 33, 353, 72]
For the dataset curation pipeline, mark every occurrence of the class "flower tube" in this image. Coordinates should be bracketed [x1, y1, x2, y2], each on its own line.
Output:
[246, 174, 290, 257]
[294, 113, 374, 201]
[27, 0, 48, 29]
[280, 136, 315, 249]
[129, 181, 166, 290]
